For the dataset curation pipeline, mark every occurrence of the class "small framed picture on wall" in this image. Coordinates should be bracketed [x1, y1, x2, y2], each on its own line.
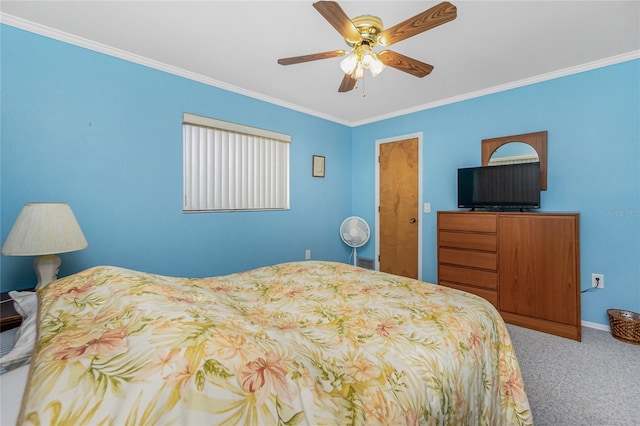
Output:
[312, 155, 325, 178]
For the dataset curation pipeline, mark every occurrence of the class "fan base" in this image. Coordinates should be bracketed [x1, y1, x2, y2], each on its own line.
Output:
[346, 15, 383, 47]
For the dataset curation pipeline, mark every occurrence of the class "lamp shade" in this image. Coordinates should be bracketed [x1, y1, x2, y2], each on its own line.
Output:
[2, 203, 88, 256]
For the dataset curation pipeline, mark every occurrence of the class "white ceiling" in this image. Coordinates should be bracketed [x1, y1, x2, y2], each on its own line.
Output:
[1, 1, 638, 126]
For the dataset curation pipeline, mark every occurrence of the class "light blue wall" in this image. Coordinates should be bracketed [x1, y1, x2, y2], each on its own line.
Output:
[351, 59, 640, 326]
[2, 25, 638, 328]
[0, 25, 353, 289]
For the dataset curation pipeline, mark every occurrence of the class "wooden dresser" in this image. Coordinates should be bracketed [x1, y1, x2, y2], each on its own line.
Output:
[437, 211, 581, 341]
[438, 212, 498, 307]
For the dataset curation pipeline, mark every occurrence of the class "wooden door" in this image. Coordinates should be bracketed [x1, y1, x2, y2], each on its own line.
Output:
[379, 138, 419, 279]
[498, 214, 579, 325]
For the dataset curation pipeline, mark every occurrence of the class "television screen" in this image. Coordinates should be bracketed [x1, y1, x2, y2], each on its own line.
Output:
[458, 162, 541, 210]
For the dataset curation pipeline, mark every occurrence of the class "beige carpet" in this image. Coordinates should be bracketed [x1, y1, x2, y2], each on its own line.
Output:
[507, 324, 640, 426]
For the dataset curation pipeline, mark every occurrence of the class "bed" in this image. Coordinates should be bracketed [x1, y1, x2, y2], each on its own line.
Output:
[1, 349, 30, 424]
[3, 260, 532, 425]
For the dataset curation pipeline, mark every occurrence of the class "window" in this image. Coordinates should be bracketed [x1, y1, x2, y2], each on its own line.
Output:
[183, 113, 290, 212]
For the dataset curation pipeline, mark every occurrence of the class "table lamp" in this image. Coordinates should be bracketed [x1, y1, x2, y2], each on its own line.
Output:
[2, 202, 88, 288]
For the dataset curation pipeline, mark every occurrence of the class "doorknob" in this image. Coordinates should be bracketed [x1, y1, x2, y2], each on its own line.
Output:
[409, 218, 416, 224]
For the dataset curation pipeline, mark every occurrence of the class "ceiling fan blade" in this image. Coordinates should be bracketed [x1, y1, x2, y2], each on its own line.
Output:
[378, 1, 457, 46]
[338, 73, 357, 92]
[378, 50, 434, 78]
[278, 50, 346, 65]
[313, 1, 361, 44]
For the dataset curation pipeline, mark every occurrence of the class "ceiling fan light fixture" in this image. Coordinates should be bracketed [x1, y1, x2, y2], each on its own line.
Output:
[368, 55, 385, 77]
[360, 45, 385, 77]
[353, 62, 365, 80]
[340, 51, 359, 74]
[341, 44, 385, 79]
[360, 44, 374, 67]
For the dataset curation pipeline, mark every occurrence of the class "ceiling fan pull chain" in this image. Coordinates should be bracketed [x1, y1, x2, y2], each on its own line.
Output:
[362, 73, 366, 97]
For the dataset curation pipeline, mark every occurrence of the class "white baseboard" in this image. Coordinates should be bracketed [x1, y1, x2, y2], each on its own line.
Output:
[581, 320, 610, 332]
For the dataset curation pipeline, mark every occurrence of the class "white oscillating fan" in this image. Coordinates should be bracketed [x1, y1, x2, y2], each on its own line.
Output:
[340, 216, 371, 266]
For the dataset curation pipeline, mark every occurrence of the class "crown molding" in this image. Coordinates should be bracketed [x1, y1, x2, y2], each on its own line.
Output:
[0, 13, 350, 126]
[351, 50, 640, 127]
[2, 13, 637, 128]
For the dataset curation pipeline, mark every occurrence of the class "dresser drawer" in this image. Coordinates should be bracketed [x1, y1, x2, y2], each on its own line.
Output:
[439, 248, 497, 270]
[439, 264, 497, 289]
[440, 281, 498, 307]
[439, 231, 496, 251]
[438, 212, 496, 233]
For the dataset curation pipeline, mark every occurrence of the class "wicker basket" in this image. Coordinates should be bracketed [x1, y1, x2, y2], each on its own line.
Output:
[607, 309, 640, 345]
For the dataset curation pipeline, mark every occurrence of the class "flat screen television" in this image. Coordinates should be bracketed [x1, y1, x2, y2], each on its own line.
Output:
[458, 162, 541, 210]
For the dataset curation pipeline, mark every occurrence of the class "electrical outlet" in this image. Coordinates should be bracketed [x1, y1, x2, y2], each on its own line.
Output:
[591, 273, 604, 288]
[305, 249, 311, 260]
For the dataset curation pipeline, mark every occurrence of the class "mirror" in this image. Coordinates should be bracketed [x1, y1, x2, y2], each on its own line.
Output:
[487, 142, 538, 165]
[482, 131, 548, 190]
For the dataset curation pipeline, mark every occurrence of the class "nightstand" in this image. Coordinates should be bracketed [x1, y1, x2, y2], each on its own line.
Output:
[1, 291, 25, 332]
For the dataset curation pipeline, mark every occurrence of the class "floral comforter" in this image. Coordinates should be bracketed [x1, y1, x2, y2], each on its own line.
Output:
[20, 261, 532, 425]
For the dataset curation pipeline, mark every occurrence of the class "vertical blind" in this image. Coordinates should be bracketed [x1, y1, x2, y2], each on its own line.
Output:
[183, 113, 290, 211]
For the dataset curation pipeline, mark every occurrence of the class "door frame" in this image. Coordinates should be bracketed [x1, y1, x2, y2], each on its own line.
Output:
[374, 132, 423, 279]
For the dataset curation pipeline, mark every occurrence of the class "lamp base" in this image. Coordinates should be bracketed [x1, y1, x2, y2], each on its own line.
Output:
[34, 254, 61, 288]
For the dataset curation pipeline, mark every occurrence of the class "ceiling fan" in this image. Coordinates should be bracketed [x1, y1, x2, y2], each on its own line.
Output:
[278, 1, 457, 93]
